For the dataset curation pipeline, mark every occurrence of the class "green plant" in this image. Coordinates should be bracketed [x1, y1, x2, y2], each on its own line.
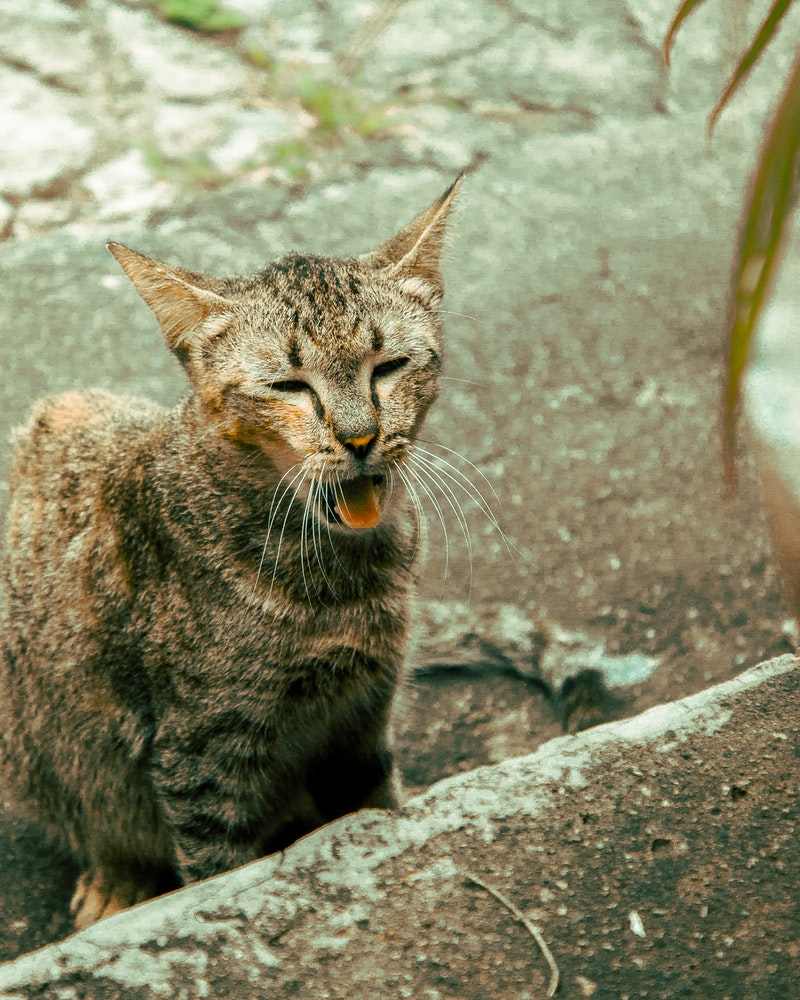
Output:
[266, 139, 314, 180]
[139, 142, 227, 191]
[150, 0, 244, 33]
[665, 0, 800, 484]
[295, 73, 398, 139]
[258, 71, 400, 180]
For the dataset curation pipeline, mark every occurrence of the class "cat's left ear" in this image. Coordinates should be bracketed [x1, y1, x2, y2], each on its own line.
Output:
[365, 174, 463, 302]
[107, 243, 232, 362]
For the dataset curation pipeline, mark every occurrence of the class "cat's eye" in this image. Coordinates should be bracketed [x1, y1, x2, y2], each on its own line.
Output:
[270, 379, 310, 394]
[373, 357, 410, 380]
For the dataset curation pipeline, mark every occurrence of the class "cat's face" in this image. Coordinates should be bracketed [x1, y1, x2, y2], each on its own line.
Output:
[109, 178, 461, 531]
[194, 254, 443, 529]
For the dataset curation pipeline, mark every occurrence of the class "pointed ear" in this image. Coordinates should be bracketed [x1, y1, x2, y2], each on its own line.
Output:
[107, 243, 232, 357]
[365, 174, 463, 300]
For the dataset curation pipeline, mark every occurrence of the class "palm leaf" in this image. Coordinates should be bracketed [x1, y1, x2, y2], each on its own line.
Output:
[664, 0, 710, 65]
[708, 0, 795, 134]
[723, 49, 800, 486]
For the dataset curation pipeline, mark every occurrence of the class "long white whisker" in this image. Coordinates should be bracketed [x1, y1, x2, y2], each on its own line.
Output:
[309, 475, 343, 603]
[265, 465, 307, 542]
[269, 468, 309, 600]
[416, 441, 503, 506]
[309, 477, 327, 582]
[405, 459, 473, 593]
[320, 478, 353, 584]
[412, 447, 513, 558]
[397, 463, 451, 582]
[299, 471, 320, 605]
[412, 451, 497, 530]
[427, 309, 483, 324]
[391, 464, 426, 565]
[252, 464, 305, 599]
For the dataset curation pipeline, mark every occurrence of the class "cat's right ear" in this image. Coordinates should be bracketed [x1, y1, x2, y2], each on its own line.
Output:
[364, 175, 463, 302]
[107, 243, 232, 361]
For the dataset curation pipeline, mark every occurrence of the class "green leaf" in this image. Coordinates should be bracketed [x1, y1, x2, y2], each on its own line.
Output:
[152, 0, 244, 34]
[708, 0, 794, 134]
[663, 0, 710, 66]
[723, 50, 800, 485]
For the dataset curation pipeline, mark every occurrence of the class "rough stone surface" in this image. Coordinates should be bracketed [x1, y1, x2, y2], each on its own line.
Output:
[1, 0, 799, 985]
[104, 6, 249, 100]
[0, 655, 796, 998]
[0, 0, 89, 90]
[0, 67, 96, 198]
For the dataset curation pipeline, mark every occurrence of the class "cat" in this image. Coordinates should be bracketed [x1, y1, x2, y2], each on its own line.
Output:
[0, 176, 462, 930]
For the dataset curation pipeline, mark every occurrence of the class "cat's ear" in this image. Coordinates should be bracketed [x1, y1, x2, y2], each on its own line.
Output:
[365, 174, 463, 300]
[107, 243, 232, 359]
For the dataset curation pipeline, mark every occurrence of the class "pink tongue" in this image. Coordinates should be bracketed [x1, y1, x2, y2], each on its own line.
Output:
[335, 476, 381, 529]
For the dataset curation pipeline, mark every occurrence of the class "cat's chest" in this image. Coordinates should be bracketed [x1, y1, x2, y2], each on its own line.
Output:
[140, 556, 407, 678]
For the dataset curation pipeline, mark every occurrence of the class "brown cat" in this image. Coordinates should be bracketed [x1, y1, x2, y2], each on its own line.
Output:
[0, 177, 461, 930]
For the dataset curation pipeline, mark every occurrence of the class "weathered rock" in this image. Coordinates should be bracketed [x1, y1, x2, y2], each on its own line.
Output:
[0, 66, 95, 198]
[365, 0, 514, 81]
[0, 655, 796, 998]
[415, 600, 659, 693]
[0, 0, 89, 91]
[393, 5, 664, 116]
[103, 5, 249, 101]
[150, 101, 307, 171]
[81, 150, 173, 220]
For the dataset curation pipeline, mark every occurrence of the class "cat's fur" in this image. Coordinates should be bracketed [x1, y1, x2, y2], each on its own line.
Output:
[0, 178, 461, 929]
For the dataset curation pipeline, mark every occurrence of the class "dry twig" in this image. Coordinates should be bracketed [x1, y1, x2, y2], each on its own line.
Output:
[463, 871, 560, 997]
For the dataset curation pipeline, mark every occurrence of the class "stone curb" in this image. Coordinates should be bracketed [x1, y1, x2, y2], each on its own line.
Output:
[0, 653, 794, 997]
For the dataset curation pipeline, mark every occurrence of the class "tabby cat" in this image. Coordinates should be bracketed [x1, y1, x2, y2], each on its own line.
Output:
[0, 177, 461, 929]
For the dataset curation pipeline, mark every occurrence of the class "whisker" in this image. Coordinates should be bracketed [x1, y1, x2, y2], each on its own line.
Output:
[412, 445, 513, 558]
[268, 467, 309, 601]
[299, 472, 320, 605]
[416, 440, 503, 505]
[252, 464, 305, 599]
[412, 450, 497, 530]
[392, 462, 429, 563]
[391, 464, 426, 566]
[427, 309, 483, 324]
[320, 479, 353, 584]
[397, 463, 451, 582]
[405, 458, 473, 593]
[309, 475, 342, 604]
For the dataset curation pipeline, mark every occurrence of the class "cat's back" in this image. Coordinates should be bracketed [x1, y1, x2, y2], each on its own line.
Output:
[10, 388, 161, 488]
[12, 387, 161, 464]
[6, 388, 163, 564]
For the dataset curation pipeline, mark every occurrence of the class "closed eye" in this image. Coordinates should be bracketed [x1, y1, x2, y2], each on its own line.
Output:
[373, 357, 410, 379]
[270, 379, 310, 394]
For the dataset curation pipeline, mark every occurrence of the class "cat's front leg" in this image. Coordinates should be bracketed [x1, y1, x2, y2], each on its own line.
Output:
[308, 733, 401, 822]
[151, 725, 320, 883]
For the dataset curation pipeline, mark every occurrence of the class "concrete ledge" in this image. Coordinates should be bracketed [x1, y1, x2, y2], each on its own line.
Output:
[1, 655, 797, 998]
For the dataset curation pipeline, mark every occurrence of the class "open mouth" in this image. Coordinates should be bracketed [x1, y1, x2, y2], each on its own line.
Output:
[324, 474, 386, 529]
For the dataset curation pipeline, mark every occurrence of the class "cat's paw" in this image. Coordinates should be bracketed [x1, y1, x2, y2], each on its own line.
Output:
[69, 871, 152, 930]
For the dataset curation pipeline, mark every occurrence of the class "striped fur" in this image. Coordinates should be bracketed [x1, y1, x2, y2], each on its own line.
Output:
[0, 179, 461, 928]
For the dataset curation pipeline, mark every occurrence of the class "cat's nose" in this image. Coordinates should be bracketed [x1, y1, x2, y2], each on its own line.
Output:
[343, 433, 377, 460]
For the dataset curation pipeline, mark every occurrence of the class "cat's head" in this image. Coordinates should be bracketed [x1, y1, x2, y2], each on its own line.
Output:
[108, 177, 461, 531]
